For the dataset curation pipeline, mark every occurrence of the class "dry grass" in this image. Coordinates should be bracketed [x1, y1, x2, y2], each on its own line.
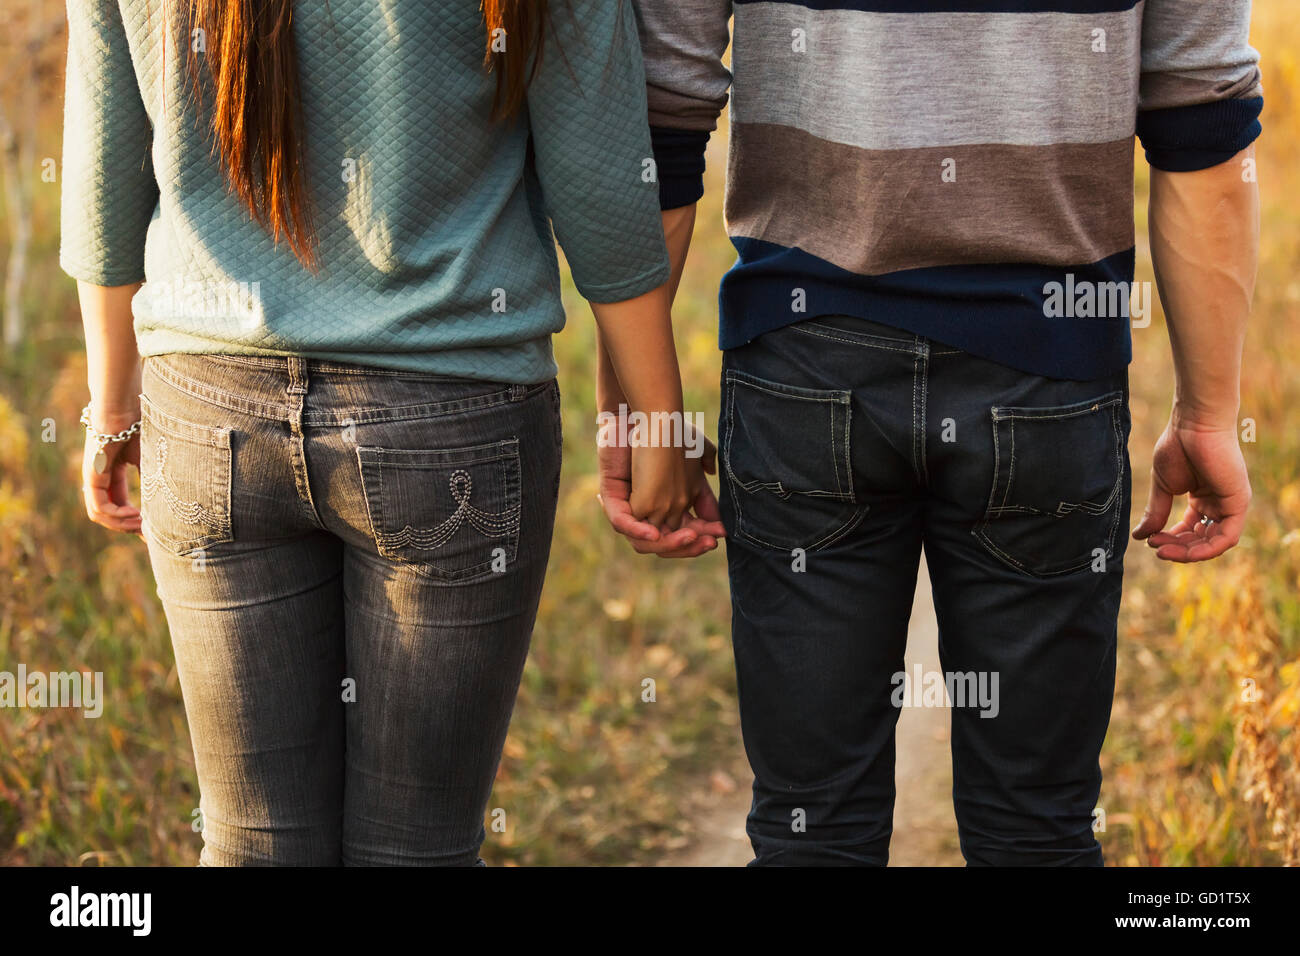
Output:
[1, 0, 1296, 866]
[1098, 0, 1300, 866]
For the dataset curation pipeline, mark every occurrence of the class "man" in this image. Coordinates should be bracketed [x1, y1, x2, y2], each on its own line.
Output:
[604, 0, 1262, 865]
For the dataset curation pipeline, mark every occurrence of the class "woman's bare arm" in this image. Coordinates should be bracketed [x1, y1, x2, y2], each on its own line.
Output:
[78, 280, 143, 533]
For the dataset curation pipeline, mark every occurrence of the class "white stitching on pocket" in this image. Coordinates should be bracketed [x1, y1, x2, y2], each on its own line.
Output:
[140, 435, 226, 528]
[138, 396, 233, 555]
[374, 468, 520, 553]
[357, 438, 523, 581]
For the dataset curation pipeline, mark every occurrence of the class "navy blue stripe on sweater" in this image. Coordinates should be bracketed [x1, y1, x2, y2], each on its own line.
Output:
[1137, 97, 1264, 172]
[731, 0, 1140, 13]
[650, 128, 712, 209]
[721, 238, 1136, 380]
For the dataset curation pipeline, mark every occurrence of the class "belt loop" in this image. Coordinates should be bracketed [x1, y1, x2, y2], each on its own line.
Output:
[286, 357, 309, 395]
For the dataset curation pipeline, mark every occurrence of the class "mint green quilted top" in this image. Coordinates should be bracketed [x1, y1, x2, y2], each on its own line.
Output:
[60, 0, 670, 383]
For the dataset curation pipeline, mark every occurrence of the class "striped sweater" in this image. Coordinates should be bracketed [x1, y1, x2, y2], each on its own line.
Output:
[632, 0, 1264, 380]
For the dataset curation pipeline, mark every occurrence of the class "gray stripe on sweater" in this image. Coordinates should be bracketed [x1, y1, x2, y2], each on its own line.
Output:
[633, 0, 734, 131]
[730, 2, 1143, 149]
[1138, 0, 1262, 111]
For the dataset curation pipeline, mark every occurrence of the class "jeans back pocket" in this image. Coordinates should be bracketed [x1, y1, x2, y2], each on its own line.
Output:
[357, 437, 522, 581]
[721, 369, 864, 552]
[973, 391, 1127, 577]
[139, 394, 234, 556]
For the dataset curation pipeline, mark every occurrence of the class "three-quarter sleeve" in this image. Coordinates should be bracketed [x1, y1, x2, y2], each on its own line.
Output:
[525, 0, 670, 304]
[1136, 0, 1263, 172]
[60, 0, 158, 286]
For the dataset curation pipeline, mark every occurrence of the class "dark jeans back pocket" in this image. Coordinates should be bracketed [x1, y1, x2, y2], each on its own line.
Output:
[974, 391, 1126, 577]
[721, 369, 863, 552]
[357, 438, 522, 582]
[139, 393, 234, 556]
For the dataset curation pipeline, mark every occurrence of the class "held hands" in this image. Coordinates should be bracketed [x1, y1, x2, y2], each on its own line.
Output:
[598, 430, 726, 559]
[629, 443, 695, 530]
[588, 274, 723, 558]
[1132, 408, 1250, 562]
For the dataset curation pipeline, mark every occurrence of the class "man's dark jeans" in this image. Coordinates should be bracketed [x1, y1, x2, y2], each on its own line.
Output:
[718, 314, 1131, 866]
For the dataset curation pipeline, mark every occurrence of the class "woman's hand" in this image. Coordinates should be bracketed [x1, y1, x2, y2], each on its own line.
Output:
[629, 443, 693, 529]
[82, 404, 143, 535]
[598, 435, 726, 558]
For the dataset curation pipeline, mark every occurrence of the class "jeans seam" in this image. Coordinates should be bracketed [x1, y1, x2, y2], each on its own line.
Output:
[790, 322, 917, 354]
[301, 390, 522, 427]
[911, 344, 928, 485]
[1003, 420, 1016, 510]
[830, 396, 844, 497]
[288, 399, 326, 530]
[918, 341, 930, 486]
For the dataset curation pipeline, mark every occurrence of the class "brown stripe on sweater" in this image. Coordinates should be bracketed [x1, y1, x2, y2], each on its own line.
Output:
[725, 122, 1137, 277]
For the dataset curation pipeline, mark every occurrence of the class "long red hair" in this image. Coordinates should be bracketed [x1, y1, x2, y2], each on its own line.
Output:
[185, 1, 549, 269]
[481, 0, 550, 120]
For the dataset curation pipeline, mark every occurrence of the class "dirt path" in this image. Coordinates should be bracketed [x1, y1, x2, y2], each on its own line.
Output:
[889, 557, 962, 865]
[662, 558, 962, 866]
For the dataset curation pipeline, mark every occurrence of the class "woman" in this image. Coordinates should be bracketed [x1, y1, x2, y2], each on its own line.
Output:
[63, 0, 705, 865]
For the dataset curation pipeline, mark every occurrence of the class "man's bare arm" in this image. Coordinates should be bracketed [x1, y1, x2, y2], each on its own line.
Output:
[1133, 145, 1259, 561]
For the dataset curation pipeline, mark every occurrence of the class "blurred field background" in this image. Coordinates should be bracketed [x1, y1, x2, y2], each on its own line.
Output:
[1, 1, 1297, 866]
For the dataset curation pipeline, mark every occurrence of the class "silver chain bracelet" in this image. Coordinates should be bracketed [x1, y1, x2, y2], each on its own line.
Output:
[80, 403, 142, 474]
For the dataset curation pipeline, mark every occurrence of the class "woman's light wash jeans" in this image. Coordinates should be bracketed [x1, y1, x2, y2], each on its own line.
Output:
[139, 353, 561, 866]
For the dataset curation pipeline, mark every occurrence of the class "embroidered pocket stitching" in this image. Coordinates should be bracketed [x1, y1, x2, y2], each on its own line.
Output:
[140, 435, 225, 527]
[374, 468, 521, 552]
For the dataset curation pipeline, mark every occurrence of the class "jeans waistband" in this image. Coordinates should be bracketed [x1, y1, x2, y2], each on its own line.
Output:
[142, 352, 546, 426]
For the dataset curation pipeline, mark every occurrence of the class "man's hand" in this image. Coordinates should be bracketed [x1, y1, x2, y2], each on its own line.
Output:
[1132, 413, 1250, 562]
[598, 437, 726, 558]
